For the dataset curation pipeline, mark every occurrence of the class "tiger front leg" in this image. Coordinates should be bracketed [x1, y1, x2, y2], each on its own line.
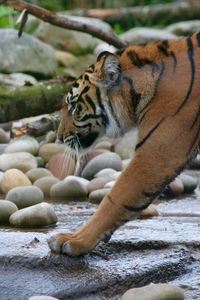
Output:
[48, 116, 196, 256]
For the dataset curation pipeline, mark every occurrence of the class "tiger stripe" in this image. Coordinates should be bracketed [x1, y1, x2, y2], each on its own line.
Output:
[135, 118, 164, 150]
[175, 37, 195, 114]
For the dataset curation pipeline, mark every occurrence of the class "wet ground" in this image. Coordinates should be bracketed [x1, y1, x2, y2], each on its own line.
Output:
[1, 171, 200, 299]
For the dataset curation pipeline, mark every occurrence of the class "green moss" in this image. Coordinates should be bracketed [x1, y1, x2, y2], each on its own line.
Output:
[0, 81, 72, 122]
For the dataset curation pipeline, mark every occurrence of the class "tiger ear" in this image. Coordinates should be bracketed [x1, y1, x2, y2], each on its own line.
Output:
[100, 53, 120, 87]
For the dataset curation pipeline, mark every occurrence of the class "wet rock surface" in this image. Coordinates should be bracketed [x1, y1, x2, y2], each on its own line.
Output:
[0, 174, 200, 299]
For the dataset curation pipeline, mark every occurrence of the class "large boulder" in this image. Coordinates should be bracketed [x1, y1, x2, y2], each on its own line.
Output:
[95, 28, 177, 56]
[0, 29, 57, 76]
[55, 50, 95, 78]
[34, 16, 113, 55]
[120, 27, 177, 44]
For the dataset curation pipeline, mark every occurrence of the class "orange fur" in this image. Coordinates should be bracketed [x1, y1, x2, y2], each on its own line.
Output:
[48, 33, 200, 256]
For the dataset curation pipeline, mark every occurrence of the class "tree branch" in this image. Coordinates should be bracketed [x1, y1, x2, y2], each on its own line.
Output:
[0, 0, 127, 49]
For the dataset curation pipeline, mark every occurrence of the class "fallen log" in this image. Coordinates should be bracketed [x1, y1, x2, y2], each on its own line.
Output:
[0, 78, 72, 122]
[72, 1, 200, 28]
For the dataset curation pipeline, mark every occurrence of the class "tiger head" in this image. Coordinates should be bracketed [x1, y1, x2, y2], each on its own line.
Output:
[58, 51, 134, 151]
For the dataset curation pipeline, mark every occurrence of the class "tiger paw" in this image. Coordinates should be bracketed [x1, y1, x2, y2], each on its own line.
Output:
[48, 232, 93, 256]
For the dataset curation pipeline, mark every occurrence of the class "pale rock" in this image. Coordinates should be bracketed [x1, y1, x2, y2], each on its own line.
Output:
[0, 152, 37, 172]
[122, 159, 131, 170]
[6, 186, 44, 209]
[26, 168, 53, 183]
[0, 73, 37, 87]
[45, 131, 57, 143]
[34, 176, 60, 197]
[82, 152, 122, 180]
[1, 169, 32, 194]
[39, 143, 65, 163]
[0, 29, 57, 76]
[168, 178, 184, 196]
[179, 174, 198, 193]
[122, 283, 184, 300]
[0, 200, 18, 224]
[104, 180, 115, 188]
[56, 50, 95, 78]
[94, 141, 113, 151]
[121, 28, 177, 44]
[94, 168, 117, 179]
[36, 156, 45, 168]
[114, 129, 137, 159]
[87, 177, 112, 193]
[89, 188, 110, 204]
[50, 176, 88, 199]
[0, 128, 9, 143]
[29, 296, 59, 300]
[166, 20, 200, 36]
[48, 153, 76, 179]
[140, 204, 159, 219]
[9, 202, 57, 227]
[34, 16, 113, 55]
[5, 137, 39, 155]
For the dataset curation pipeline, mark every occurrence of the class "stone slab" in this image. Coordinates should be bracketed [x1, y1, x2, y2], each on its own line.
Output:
[0, 191, 200, 299]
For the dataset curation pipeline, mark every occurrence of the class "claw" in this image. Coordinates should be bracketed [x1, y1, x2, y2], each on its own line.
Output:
[48, 232, 92, 256]
[62, 242, 75, 256]
[48, 236, 62, 253]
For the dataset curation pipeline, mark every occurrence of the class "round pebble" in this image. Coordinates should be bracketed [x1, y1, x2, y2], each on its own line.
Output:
[94, 141, 113, 151]
[0, 152, 37, 172]
[0, 171, 4, 194]
[122, 283, 184, 300]
[45, 130, 57, 143]
[34, 176, 60, 197]
[0, 128, 9, 143]
[188, 155, 200, 169]
[9, 202, 57, 227]
[5, 137, 39, 155]
[6, 186, 44, 209]
[179, 174, 198, 193]
[64, 176, 89, 186]
[0, 200, 18, 224]
[1, 169, 32, 194]
[29, 296, 59, 300]
[94, 168, 117, 179]
[89, 188, 110, 204]
[114, 129, 137, 159]
[26, 168, 53, 183]
[168, 178, 184, 196]
[36, 156, 45, 168]
[87, 177, 112, 193]
[139, 204, 159, 219]
[50, 176, 88, 199]
[82, 152, 122, 180]
[104, 180, 115, 188]
[48, 153, 76, 179]
[122, 159, 131, 170]
[39, 143, 65, 163]
[86, 149, 109, 163]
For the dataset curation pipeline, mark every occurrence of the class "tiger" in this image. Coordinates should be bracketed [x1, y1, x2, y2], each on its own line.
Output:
[48, 32, 200, 256]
